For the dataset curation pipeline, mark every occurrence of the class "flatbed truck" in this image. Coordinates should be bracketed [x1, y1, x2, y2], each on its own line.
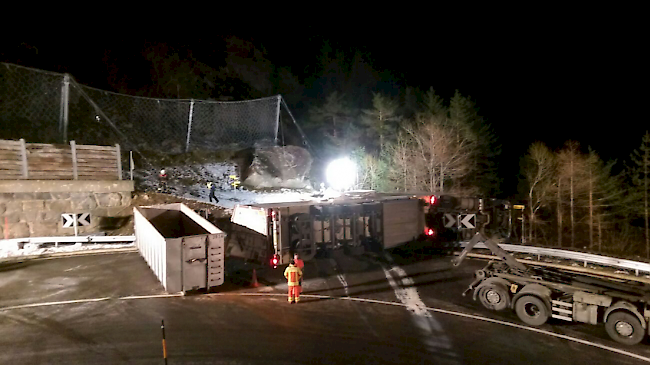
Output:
[454, 232, 650, 345]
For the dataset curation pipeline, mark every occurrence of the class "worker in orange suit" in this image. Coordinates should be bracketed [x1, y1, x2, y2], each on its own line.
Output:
[284, 260, 303, 304]
[293, 253, 305, 294]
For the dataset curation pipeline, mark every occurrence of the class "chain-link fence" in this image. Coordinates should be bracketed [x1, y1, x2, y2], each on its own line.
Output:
[0, 62, 281, 155]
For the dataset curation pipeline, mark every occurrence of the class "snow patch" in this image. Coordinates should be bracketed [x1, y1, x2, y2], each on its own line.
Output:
[0, 242, 134, 260]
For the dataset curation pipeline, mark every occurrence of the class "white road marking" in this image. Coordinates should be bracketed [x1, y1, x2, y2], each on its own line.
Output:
[330, 258, 380, 338]
[0, 293, 183, 312]
[380, 253, 458, 362]
[0, 297, 111, 311]
[1, 291, 648, 362]
[223, 292, 650, 363]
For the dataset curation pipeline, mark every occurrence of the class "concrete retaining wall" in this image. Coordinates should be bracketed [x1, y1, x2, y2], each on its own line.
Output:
[0, 180, 134, 239]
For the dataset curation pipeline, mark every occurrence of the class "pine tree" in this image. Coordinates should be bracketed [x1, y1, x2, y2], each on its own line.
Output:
[307, 91, 358, 154]
[629, 132, 650, 257]
[448, 90, 501, 196]
[421, 87, 446, 118]
[360, 92, 401, 155]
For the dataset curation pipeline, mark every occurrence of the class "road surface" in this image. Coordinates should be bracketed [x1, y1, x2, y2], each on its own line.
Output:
[1, 248, 650, 364]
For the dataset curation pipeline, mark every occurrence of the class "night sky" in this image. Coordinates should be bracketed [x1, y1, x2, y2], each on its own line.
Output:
[1, 14, 644, 196]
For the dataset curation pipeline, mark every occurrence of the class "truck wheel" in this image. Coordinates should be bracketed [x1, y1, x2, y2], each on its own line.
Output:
[478, 284, 509, 311]
[605, 311, 645, 345]
[515, 295, 549, 326]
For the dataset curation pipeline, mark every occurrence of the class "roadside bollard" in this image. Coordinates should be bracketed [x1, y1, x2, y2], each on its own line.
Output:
[161, 320, 168, 364]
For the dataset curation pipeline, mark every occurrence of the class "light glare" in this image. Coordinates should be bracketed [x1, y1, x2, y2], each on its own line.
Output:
[326, 158, 356, 191]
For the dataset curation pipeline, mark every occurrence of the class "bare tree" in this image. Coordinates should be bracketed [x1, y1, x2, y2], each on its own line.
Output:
[583, 150, 620, 251]
[523, 142, 556, 244]
[402, 114, 475, 193]
[556, 141, 586, 248]
[384, 131, 416, 191]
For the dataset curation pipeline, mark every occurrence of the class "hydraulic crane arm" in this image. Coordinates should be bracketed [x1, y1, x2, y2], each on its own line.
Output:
[452, 232, 529, 275]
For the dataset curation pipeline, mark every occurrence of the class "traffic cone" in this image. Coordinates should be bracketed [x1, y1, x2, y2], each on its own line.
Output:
[250, 269, 259, 288]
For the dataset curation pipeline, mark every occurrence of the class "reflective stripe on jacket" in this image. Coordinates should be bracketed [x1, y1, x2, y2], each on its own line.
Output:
[284, 265, 302, 286]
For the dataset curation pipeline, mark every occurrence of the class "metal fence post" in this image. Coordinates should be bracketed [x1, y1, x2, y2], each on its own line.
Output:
[19, 138, 28, 179]
[274, 95, 281, 143]
[115, 144, 122, 180]
[70, 140, 78, 180]
[185, 99, 194, 152]
[60, 74, 70, 143]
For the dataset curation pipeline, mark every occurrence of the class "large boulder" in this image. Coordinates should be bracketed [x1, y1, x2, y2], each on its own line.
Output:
[240, 146, 312, 189]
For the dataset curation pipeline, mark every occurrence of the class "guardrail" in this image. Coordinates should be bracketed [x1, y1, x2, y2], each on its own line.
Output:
[461, 241, 650, 276]
[1, 235, 135, 248]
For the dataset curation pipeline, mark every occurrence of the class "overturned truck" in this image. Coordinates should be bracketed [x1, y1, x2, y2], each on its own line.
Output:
[454, 232, 650, 345]
[228, 191, 514, 267]
[228, 192, 429, 266]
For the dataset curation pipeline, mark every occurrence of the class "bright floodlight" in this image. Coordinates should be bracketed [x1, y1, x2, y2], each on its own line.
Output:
[326, 157, 356, 191]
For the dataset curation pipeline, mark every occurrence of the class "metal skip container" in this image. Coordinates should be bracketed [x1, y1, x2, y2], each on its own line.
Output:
[133, 203, 225, 293]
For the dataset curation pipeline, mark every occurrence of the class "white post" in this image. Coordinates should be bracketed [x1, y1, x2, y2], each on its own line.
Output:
[185, 99, 195, 152]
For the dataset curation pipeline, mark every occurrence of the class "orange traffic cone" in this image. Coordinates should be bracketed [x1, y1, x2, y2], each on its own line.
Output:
[250, 269, 259, 288]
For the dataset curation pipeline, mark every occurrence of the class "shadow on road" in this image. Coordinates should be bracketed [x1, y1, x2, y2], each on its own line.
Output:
[0, 259, 36, 273]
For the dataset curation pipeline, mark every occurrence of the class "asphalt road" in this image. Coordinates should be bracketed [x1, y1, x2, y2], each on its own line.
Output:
[2, 248, 650, 364]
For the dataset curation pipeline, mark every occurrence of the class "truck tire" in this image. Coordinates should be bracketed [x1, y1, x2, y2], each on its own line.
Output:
[605, 311, 645, 345]
[515, 295, 549, 326]
[478, 284, 509, 311]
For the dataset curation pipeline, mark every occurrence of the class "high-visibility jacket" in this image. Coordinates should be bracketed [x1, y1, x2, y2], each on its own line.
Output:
[284, 264, 302, 286]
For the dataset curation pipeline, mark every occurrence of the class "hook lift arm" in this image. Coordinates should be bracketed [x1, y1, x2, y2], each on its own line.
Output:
[452, 231, 529, 275]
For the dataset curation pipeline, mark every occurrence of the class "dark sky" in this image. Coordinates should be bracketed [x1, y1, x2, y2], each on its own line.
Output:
[1, 14, 644, 194]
